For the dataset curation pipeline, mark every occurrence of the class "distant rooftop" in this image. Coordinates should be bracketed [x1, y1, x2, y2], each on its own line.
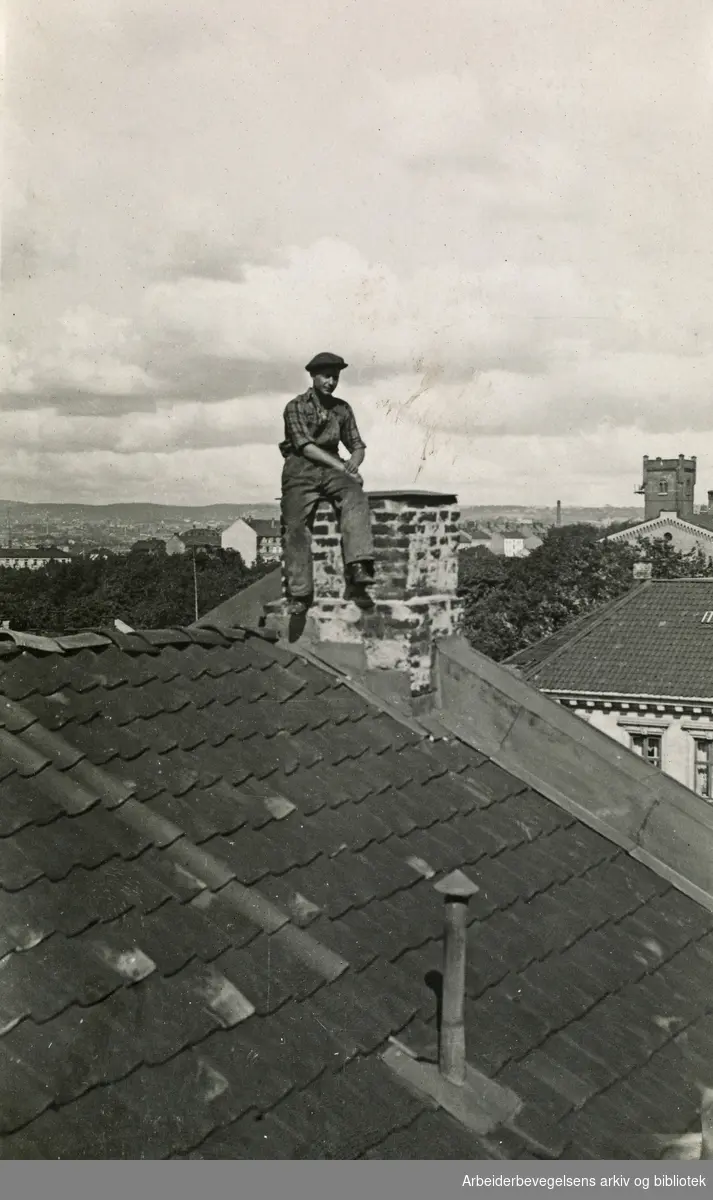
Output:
[507, 579, 713, 699]
[247, 518, 280, 538]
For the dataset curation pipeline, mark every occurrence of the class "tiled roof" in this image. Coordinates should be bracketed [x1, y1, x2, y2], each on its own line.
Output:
[605, 515, 713, 542]
[249, 519, 280, 539]
[0, 623, 712, 1159]
[508, 579, 713, 698]
[179, 529, 222, 547]
[195, 568, 282, 631]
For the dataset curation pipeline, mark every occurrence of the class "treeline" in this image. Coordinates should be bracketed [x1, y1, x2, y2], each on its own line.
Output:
[459, 525, 713, 661]
[0, 550, 275, 635]
[4, 525, 710, 658]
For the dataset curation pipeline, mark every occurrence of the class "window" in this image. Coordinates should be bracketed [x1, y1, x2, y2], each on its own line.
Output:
[658, 479, 669, 495]
[695, 739, 713, 800]
[630, 733, 662, 769]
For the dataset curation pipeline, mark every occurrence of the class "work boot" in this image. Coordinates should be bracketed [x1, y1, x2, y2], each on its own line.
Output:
[349, 560, 374, 585]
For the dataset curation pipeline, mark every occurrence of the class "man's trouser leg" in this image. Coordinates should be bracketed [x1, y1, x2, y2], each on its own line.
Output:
[281, 458, 321, 598]
[321, 468, 375, 567]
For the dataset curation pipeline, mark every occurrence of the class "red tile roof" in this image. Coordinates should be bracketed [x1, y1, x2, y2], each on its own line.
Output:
[508, 579, 713, 698]
[0, 622, 711, 1159]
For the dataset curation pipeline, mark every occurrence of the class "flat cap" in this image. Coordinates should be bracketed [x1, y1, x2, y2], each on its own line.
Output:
[305, 351, 348, 373]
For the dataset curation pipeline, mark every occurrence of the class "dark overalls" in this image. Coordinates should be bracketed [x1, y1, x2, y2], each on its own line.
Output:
[280, 389, 374, 600]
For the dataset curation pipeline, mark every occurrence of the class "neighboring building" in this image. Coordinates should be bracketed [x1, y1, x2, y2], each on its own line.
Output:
[506, 578, 713, 799]
[130, 538, 166, 555]
[6, 496, 713, 1158]
[460, 526, 491, 549]
[0, 546, 72, 570]
[603, 512, 713, 562]
[164, 533, 186, 556]
[456, 528, 489, 554]
[251, 518, 280, 562]
[221, 517, 281, 566]
[165, 527, 222, 556]
[523, 534, 543, 553]
[635, 453, 697, 521]
[488, 529, 529, 558]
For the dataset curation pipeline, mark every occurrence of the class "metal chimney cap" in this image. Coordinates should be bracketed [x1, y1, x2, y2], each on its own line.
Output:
[434, 869, 479, 899]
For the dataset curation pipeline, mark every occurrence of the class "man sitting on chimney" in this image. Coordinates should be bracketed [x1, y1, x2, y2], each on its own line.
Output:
[280, 352, 375, 616]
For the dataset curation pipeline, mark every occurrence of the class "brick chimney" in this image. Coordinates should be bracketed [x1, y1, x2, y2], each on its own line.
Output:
[265, 490, 462, 712]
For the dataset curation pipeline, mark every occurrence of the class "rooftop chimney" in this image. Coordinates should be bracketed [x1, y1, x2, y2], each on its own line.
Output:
[265, 490, 462, 712]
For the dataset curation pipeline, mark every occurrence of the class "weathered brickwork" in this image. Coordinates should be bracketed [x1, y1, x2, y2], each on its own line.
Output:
[275, 491, 463, 700]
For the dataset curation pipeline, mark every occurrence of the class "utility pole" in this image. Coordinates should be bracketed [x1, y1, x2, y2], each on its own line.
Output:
[192, 548, 199, 622]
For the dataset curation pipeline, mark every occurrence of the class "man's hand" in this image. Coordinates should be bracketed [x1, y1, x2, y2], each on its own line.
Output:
[345, 451, 365, 477]
[302, 443, 364, 484]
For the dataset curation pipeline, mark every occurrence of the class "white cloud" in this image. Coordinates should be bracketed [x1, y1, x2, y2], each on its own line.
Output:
[4, 0, 713, 506]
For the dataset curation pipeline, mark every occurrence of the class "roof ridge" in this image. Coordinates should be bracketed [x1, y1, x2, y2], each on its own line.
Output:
[0, 621, 281, 659]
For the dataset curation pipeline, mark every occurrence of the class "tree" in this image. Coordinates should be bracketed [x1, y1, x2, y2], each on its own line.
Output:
[461, 524, 637, 661]
[457, 546, 508, 598]
[460, 524, 713, 662]
[635, 536, 713, 580]
[0, 550, 275, 635]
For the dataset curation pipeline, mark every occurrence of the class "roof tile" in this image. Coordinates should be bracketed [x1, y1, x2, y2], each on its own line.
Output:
[461, 760, 527, 806]
[198, 1026, 294, 1114]
[0, 1044, 53, 1134]
[2, 623, 713, 1159]
[0, 772, 64, 835]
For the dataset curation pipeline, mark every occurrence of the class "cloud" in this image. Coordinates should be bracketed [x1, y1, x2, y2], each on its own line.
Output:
[4, 0, 713, 505]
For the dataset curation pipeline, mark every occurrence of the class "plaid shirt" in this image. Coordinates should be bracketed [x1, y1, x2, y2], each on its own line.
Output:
[279, 388, 366, 459]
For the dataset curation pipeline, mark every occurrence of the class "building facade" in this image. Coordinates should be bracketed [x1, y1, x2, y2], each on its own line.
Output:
[506, 579, 713, 800]
[488, 530, 528, 558]
[635, 454, 697, 520]
[165, 528, 222, 557]
[603, 512, 713, 562]
[221, 517, 280, 566]
[556, 695, 713, 800]
[0, 548, 72, 570]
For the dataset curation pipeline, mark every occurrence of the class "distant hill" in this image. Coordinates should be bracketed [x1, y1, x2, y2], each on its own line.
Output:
[459, 505, 644, 526]
[0, 500, 645, 526]
[0, 501, 280, 523]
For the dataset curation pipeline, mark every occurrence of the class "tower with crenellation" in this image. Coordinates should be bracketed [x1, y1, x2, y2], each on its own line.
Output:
[636, 454, 696, 521]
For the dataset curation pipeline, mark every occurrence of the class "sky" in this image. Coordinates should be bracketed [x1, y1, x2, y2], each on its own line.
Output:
[3, 0, 713, 506]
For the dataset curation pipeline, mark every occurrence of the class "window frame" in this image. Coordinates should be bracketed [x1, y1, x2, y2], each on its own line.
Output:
[693, 735, 713, 800]
[628, 731, 663, 769]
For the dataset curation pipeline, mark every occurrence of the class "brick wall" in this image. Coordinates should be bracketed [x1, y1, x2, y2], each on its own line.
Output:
[274, 490, 463, 703]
